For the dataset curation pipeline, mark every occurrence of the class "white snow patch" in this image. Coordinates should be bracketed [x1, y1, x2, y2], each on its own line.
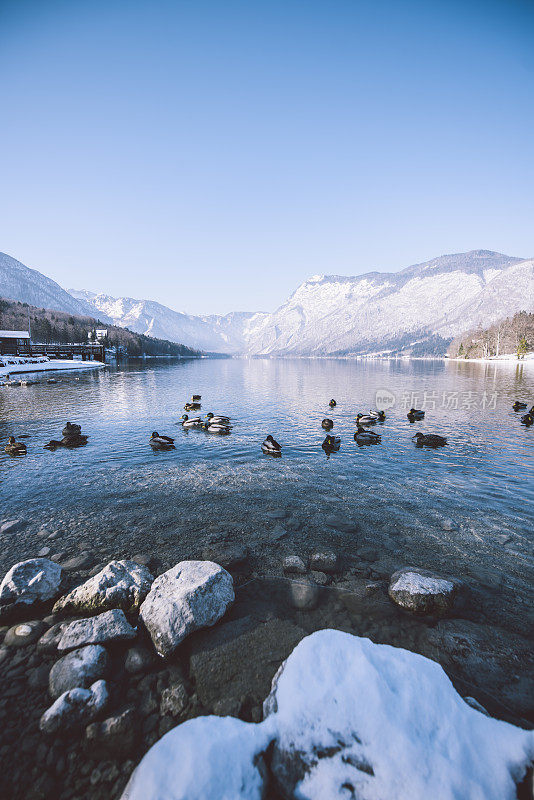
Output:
[390, 571, 453, 595]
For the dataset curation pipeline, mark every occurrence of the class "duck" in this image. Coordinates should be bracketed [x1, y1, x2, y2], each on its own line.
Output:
[355, 413, 377, 425]
[191, 395, 201, 402]
[354, 426, 381, 445]
[322, 434, 341, 451]
[321, 418, 334, 430]
[205, 413, 231, 425]
[368, 410, 386, 421]
[261, 435, 282, 455]
[62, 422, 82, 436]
[5, 436, 27, 455]
[407, 408, 425, 421]
[150, 431, 175, 449]
[329, 399, 337, 408]
[44, 440, 63, 450]
[520, 408, 534, 426]
[184, 402, 201, 412]
[513, 401, 528, 411]
[412, 432, 447, 447]
[201, 421, 231, 435]
[60, 433, 88, 448]
[181, 414, 202, 428]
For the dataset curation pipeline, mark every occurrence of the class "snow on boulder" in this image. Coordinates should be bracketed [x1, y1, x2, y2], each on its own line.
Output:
[264, 630, 533, 799]
[121, 715, 275, 800]
[53, 559, 154, 615]
[40, 679, 109, 734]
[0, 558, 64, 618]
[139, 561, 234, 657]
[388, 567, 457, 613]
[121, 630, 534, 800]
[57, 609, 136, 651]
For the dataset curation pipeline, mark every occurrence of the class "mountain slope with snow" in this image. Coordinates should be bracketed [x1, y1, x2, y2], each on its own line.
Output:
[0, 252, 111, 320]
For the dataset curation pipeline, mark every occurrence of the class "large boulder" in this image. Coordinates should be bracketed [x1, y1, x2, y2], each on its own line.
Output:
[0, 559, 63, 619]
[54, 559, 154, 615]
[49, 645, 108, 699]
[139, 561, 234, 657]
[40, 680, 109, 734]
[57, 609, 137, 652]
[388, 568, 457, 614]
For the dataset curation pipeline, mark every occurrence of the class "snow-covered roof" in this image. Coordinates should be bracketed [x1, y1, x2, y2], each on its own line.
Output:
[0, 330, 30, 339]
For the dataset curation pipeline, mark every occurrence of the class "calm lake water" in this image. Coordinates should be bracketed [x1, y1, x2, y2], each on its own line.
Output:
[1, 357, 533, 615]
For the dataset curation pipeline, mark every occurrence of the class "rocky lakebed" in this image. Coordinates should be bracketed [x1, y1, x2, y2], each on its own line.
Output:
[0, 512, 533, 799]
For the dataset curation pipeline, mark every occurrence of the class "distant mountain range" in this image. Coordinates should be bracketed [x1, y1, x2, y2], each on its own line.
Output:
[1, 249, 533, 355]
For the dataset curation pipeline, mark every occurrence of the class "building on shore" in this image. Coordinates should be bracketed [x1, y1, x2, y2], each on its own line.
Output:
[0, 330, 31, 356]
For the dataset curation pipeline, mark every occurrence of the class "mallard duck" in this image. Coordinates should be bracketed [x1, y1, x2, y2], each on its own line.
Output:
[513, 401, 528, 411]
[322, 434, 340, 451]
[520, 409, 534, 426]
[262, 435, 281, 455]
[44, 440, 63, 450]
[412, 432, 447, 447]
[368, 410, 386, 421]
[150, 431, 175, 449]
[181, 414, 202, 428]
[62, 422, 82, 436]
[355, 413, 377, 425]
[5, 436, 27, 455]
[407, 408, 425, 421]
[61, 434, 88, 448]
[201, 422, 230, 435]
[184, 402, 201, 412]
[191, 395, 201, 402]
[329, 399, 337, 408]
[205, 413, 231, 425]
[321, 418, 334, 430]
[354, 426, 381, 445]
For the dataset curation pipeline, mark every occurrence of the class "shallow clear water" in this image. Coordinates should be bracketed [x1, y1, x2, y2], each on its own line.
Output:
[1, 357, 533, 604]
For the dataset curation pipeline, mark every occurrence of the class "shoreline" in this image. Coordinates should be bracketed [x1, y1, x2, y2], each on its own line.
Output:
[0, 359, 106, 378]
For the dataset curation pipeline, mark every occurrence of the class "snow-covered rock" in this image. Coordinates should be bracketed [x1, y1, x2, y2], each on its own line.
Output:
[140, 561, 234, 657]
[282, 556, 308, 574]
[0, 558, 64, 618]
[388, 568, 457, 613]
[40, 679, 109, 734]
[53, 560, 154, 615]
[49, 645, 108, 699]
[57, 609, 137, 651]
[121, 630, 534, 800]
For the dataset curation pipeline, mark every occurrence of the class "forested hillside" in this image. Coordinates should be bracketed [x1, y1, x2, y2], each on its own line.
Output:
[448, 311, 533, 359]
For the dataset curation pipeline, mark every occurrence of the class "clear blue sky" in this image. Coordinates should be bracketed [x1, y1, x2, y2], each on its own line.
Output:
[0, 0, 533, 315]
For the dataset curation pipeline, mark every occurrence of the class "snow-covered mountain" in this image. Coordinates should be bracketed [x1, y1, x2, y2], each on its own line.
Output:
[69, 289, 265, 353]
[0, 252, 111, 321]
[71, 250, 534, 355]
[244, 250, 534, 355]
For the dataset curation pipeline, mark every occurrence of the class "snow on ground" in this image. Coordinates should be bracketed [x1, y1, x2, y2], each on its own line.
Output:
[122, 630, 534, 800]
[0, 357, 105, 377]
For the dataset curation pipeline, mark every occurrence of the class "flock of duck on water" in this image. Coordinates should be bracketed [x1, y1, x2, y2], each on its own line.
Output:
[4, 394, 533, 458]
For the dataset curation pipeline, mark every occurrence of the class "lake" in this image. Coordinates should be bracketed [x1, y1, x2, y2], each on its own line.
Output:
[1, 356, 533, 635]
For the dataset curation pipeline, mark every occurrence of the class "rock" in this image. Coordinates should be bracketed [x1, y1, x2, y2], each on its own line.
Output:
[358, 546, 379, 562]
[37, 622, 69, 653]
[262, 630, 534, 800]
[3, 620, 46, 647]
[60, 552, 94, 572]
[49, 645, 109, 699]
[270, 524, 288, 541]
[213, 697, 242, 717]
[324, 515, 358, 533]
[265, 509, 287, 519]
[0, 558, 64, 618]
[139, 561, 234, 657]
[86, 706, 138, 759]
[201, 544, 249, 571]
[131, 553, 159, 569]
[310, 570, 330, 586]
[289, 579, 320, 610]
[0, 519, 25, 535]
[282, 556, 307, 575]
[189, 617, 306, 711]
[40, 680, 109, 734]
[57, 609, 137, 652]
[441, 518, 458, 531]
[388, 568, 457, 614]
[38, 547, 51, 557]
[53, 560, 154, 615]
[125, 646, 155, 674]
[0, 646, 8, 664]
[309, 551, 338, 574]
[160, 683, 188, 717]
[28, 664, 50, 690]
[464, 696, 490, 716]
